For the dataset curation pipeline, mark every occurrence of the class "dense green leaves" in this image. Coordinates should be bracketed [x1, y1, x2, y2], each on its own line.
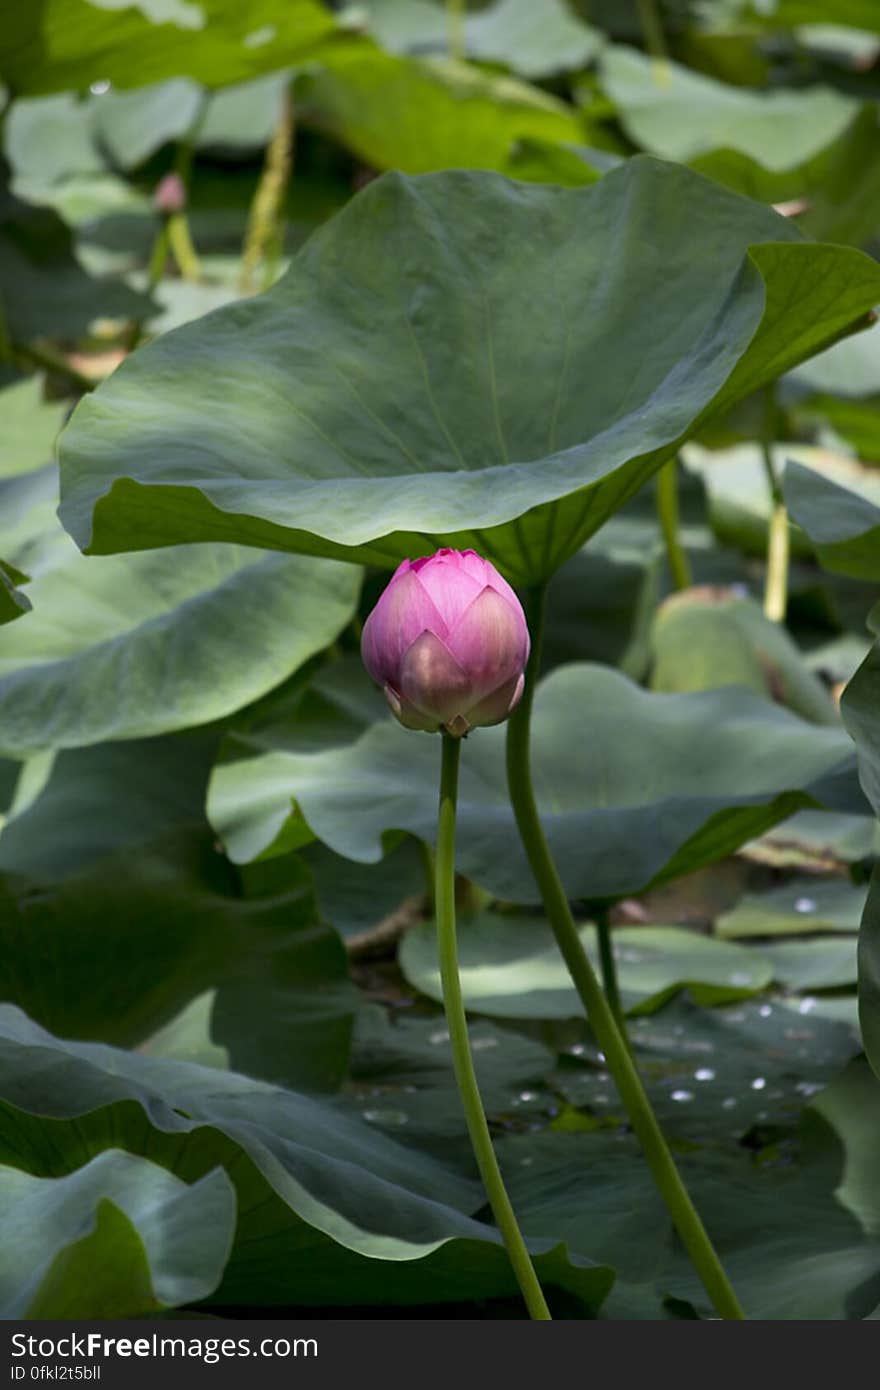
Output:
[208, 663, 858, 901]
[0, 1007, 613, 1313]
[58, 159, 880, 584]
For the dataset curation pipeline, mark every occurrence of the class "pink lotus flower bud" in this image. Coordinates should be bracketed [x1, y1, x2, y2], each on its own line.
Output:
[153, 172, 186, 215]
[361, 548, 530, 737]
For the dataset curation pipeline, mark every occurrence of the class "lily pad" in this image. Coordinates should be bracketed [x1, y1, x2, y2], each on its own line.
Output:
[57, 159, 880, 585]
[716, 876, 868, 939]
[208, 663, 858, 902]
[0, 1151, 235, 1318]
[399, 914, 774, 1018]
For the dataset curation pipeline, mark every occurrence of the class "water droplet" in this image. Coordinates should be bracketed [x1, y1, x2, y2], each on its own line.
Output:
[694, 1067, 715, 1082]
[520, 1157, 534, 1167]
[758, 1004, 773, 1018]
[751, 1077, 767, 1091]
[596, 1051, 606, 1062]
[429, 1028, 450, 1045]
[518, 1090, 539, 1103]
[757, 1110, 768, 1121]
[729, 971, 752, 987]
[798, 997, 817, 1015]
[671, 1090, 694, 1103]
[593, 1093, 609, 1105]
[796, 1081, 823, 1098]
[89, 78, 111, 95]
[363, 1108, 408, 1126]
[244, 24, 276, 47]
[471, 1036, 499, 1052]
[567, 1043, 586, 1057]
[795, 897, 816, 914]
[721, 1097, 737, 1109]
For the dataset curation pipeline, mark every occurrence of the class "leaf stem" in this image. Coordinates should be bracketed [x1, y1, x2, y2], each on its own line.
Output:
[656, 457, 693, 591]
[593, 903, 627, 1037]
[240, 86, 295, 295]
[505, 586, 745, 1321]
[436, 732, 551, 1321]
[446, 0, 466, 60]
[760, 385, 789, 623]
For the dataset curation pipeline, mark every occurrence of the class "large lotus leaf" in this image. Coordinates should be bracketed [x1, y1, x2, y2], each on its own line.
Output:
[841, 615, 880, 819]
[716, 876, 868, 939]
[502, 1035, 880, 1320]
[362, 0, 603, 79]
[296, 50, 583, 175]
[208, 662, 858, 902]
[760, 937, 858, 993]
[785, 461, 880, 583]
[0, 1007, 613, 1312]
[0, 371, 67, 479]
[0, 733, 356, 1091]
[597, 46, 860, 200]
[649, 589, 838, 724]
[784, 319, 880, 459]
[0, 1151, 235, 1318]
[0, 563, 31, 625]
[57, 160, 880, 585]
[0, 472, 361, 757]
[859, 867, 880, 1079]
[400, 915, 774, 1019]
[1, 157, 150, 342]
[0, 0, 338, 96]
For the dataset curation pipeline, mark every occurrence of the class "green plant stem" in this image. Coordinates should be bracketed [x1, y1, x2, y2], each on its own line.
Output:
[760, 384, 789, 623]
[14, 342, 94, 393]
[505, 587, 745, 1321]
[593, 903, 627, 1037]
[436, 733, 551, 1321]
[240, 88, 295, 295]
[637, 0, 667, 62]
[656, 457, 693, 591]
[447, 0, 466, 60]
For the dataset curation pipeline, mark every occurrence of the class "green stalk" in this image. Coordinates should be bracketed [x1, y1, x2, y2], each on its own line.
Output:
[240, 87, 295, 295]
[446, 0, 466, 60]
[436, 733, 551, 1321]
[656, 457, 693, 592]
[505, 588, 745, 1321]
[593, 903, 627, 1037]
[760, 385, 789, 623]
[637, 0, 668, 67]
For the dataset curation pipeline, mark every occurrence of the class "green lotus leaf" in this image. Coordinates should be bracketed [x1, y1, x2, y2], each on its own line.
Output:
[0, 1006, 613, 1313]
[400, 915, 774, 1019]
[841, 614, 880, 819]
[57, 159, 880, 585]
[785, 460, 880, 582]
[598, 45, 861, 201]
[0, 463, 361, 758]
[0, 562, 31, 626]
[716, 876, 868, 939]
[1, 157, 150, 343]
[0, 732, 356, 1092]
[0, 1152, 235, 1318]
[207, 662, 858, 902]
[296, 49, 584, 174]
[0, 0, 337, 96]
[0, 371, 67, 480]
[362, 0, 603, 79]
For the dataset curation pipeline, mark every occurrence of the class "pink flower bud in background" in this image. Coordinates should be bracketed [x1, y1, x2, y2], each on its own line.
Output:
[361, 548, 530, 737]
[153, 172, 186, 215]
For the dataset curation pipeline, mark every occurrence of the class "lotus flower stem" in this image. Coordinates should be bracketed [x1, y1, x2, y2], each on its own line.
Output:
[594, 903, 627, 1037]
[505, 584, 745, 1321]
[656, 458, 693, 592]
[760, 384, 789, 623]
[435, 733, 552, 1321]
[240, 85, 295, 295]
[446, 0, 465, 61]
